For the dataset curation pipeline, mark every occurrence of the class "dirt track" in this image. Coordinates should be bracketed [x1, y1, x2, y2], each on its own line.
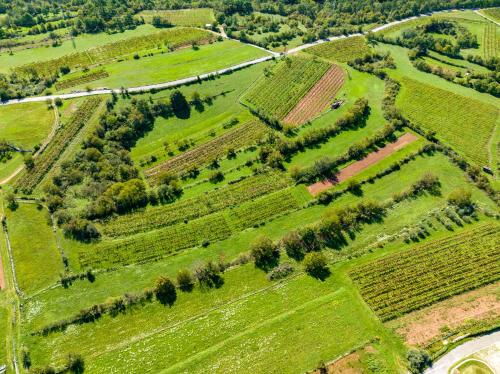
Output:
[0, 249, 5, 290]
[307, 133, 418, 196]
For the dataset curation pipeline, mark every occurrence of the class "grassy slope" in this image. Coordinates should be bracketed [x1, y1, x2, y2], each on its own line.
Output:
[130, 62, 268, 169]
[0, 25, 161, 73]
[60, 40, 269, 91]
[5, 203, 63, 295]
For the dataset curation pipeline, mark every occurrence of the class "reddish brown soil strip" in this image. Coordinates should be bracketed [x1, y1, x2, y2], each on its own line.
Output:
[284, 65, 345, 126]
[387, 283, 500, 346]
[307, 133, 419, 196]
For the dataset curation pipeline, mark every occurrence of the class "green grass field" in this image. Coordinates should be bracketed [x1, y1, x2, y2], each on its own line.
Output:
[58, 39, 269, 91]
[136, 8, 215, 26]
[480, 8, 500, 23]
[5, 203, 63, 295]
[397, 77, 498, 166]
[241, 55, 330, 119]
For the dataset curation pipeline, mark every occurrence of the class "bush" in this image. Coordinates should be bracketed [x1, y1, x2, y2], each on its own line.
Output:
[407, 349, 431, 374]
[447, 188, 473, 209]
[280, 231, 305, 261]
[176, 269, 194, 292]
[154, 277, 177, 306]
[303, 252, 330, 280]
[194, 261, 224, 289]
[267, 262, 294, 281]
[66, 353, 85, 374]
[250, 235, 280, 272]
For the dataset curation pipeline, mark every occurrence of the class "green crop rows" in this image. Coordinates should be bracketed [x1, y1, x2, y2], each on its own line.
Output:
[241, 56, 330, 119]
[145, 120, 269, 182]
[307, 36, 371, 63]
[350, 223, 500, 321]
[100, 172, 292, 237]
[483, 22, 497, 59]
[398, 77, 498, 166]
[229, 189, 301, 230]
[136, 8, 215, 27]
[15, 97, 102, 193]
[55, 70, 109, 91]
[15, 28, 212, 77]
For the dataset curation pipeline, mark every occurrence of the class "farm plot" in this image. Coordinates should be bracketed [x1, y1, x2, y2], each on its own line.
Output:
[5, 203, 64, 295]
[101, 172, 291, 237]
[80, 213, 232, 268]
[397, 77, 498, 167]
[55, 70, 109, 91]
[14, 97, 102, 193]
[350, 223, 500, 321]
[228, 188, 301, 230]
[145, 120, 269, 182]
[283, 64, 345, 126]
[136, 8, 215, 26]
[307, 36, 372, 63]
[483, 22, 498, 59]
[481, 8, 500, 23]
[241, 56, 331, 120]
[15, 28, 213, 78]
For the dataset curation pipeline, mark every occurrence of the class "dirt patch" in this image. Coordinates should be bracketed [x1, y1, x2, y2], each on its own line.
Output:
[312, 352, 363, 374]
[307, 133, 419, 196]
[388, 283, 500, 347]
[284, 65, 345, 126]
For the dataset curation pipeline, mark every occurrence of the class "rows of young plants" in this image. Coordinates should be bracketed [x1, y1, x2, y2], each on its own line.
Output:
[229, 188, 301, 230]
[241, 56, 331, 120]
[483, 22, 497, 60]
[15, 28, 213, 78]
[14, 97, 102, 194]
[100, 172, 291, 237]
[80, 213, 232, 268]
[55, 70, 109, 91]
[145, 119, 269, 182]
[350, 223, 500, 321]
[307, 36, 372, 63]
[398, 77, 498, 166]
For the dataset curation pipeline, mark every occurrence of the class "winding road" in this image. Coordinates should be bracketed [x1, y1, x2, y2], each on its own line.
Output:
[425, 331, 500, 374]
[0, 9, 464, 106]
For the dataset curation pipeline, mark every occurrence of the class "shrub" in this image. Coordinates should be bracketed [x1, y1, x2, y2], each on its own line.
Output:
[176, 269, 194, 292]
[267, 262, 294, 281]
[407, 349, 431, 374]
[66, 353, 85, 374]
[194, 261, 224, 289]
[154, 277, 177, 306]
[447, 188, 473, 209]
[280, 231, 305, 261]
[303, 252, 330, 280]
[250, 235, 280, 272]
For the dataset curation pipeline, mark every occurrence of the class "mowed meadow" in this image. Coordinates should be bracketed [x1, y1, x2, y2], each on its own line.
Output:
[0, 6, 498, 374]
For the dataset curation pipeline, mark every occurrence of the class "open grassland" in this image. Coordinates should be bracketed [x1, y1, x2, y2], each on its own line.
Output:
[16, 27, 213, 78]
[5, 203, 63, 295]
[283, 64, 345, 126]
[130, 62, 268, 168]
[307, 36, 371, 63]
[241, 56, 331, 119]
[0, 25, 161, 74]
[136, 8, 215, 26]
[350, 223, 500, 321]
[145, 120, 269, 182]
[61, 39, 269, 91]
[100, 172, 291, 237]
[14, 97, 102, 194]
[397, 77, 498, 166]
[0, 102, 54, 150]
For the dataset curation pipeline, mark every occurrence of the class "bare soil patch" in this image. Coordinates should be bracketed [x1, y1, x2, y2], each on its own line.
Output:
[387, 283, 500, 347]
[307, 133, 418, 196]
[311, 352, 363, 374]
[284, 65, 345, 126]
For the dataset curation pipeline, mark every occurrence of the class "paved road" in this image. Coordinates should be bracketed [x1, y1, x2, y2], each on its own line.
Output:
[0, 8, 475, 106]
[425, 330, 500, 374]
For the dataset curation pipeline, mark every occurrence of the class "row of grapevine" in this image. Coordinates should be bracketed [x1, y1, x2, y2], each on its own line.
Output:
[55, 70, 109, 91]
[137, 8, 215, 27]
[145, 119, 269, 183]
[14, 97, 102, 193]
[283, 64, 345, 126]
[307, 36, 371, 63]
[398, 77, 498, 166]
[350, 223, 500, 321]
[241, 55, 331, 120]
[483, 22, 497, 60]
[82, 186, 302, 268]
[15, 27, 213, 78]
[100, 172, 292, 237]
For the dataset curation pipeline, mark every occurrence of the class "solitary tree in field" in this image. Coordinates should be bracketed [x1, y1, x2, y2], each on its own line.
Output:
[303, 252, 330, 280]
[170, 90, 190, 119]
[177, 269, 194, 292]
[154, 277, 177, 306]
[250, 236, 280, 272]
